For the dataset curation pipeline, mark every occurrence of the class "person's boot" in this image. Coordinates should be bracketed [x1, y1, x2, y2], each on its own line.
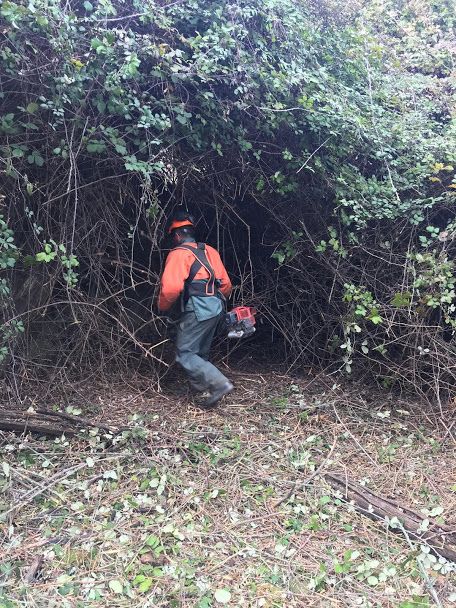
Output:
[202, 381, 234, 409]
[188, 380, 206, 396]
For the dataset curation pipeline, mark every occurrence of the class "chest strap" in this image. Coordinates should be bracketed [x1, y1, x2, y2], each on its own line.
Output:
[174, 243, 217, 302]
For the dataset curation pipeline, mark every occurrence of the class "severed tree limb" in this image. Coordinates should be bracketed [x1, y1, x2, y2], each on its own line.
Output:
[325, 472, 456, 563]
[0, 407, 126, 437]
[0, 420, 75, 437]
[34, 408, 119, 433]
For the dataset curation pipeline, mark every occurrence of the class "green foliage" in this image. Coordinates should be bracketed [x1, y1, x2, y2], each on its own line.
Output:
[0, 215, 21, 363]
[272, 231, 303, 265]
[2, 0, 452, 194]
[316, 227, 348, 258]
[0, 0, 455, 391]
[343, 284, 382, 325]
[398, 597, 430, 608]
[410, 251, 456, 322]
[0, 215, 17, 270]
[35, 241, 79, 286]
[391, 292, 412, 308]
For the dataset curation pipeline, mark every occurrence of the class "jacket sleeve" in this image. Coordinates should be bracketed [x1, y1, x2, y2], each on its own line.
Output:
[157, 250, 192, 312]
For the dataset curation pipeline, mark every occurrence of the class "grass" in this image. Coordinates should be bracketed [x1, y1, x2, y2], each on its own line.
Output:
[1, 370, 455, 607]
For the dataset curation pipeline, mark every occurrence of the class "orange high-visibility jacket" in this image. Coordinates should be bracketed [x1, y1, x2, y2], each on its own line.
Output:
[158, 242, 232, 312]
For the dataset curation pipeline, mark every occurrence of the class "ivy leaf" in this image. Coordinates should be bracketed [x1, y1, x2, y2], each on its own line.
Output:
[12, 146, 25, 158]
[109, 580, 123, 594]
[145, 535, 160, 547]
[399, 597, 430, 608]
[138, 578, 152, 593]
[272, 251, 285, 265]
[367, 575, 379, 586]
[27, 151, 44, 166]
[36, 251, 57, 262]
[91, 38, 103, 50]
[370, 315, 382, 325]
[256, 178, 265, 191]
[214, 589, 231, 604]
[87, 140, 106, 153]
[391, 292, 411, 307]
[26, 102, 39, 114]
[96, 100, 106, 113]
[113, 140, 128, 155]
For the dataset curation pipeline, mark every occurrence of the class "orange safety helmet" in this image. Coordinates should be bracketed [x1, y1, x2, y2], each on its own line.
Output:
[167, 210, 195, 234]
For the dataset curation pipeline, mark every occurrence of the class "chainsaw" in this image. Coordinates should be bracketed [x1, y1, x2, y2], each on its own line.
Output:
[225, 306, 257, 339]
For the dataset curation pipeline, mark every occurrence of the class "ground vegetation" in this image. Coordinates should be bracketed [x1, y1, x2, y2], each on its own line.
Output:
[1, 372, 456, 607]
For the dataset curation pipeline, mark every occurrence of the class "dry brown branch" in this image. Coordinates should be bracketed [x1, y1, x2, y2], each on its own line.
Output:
[0, 406, 126, 437]
[23, 554, 44, 584]
[325, 472, 456, 562]
[34, 408, 119, 434]
[0, 419, 75, 437]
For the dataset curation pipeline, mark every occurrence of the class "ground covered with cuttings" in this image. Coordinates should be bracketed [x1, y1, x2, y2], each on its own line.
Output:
[1, 368, 456, 608]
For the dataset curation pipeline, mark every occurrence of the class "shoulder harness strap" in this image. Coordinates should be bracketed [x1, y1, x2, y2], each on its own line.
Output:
[174, 243, 216, 298]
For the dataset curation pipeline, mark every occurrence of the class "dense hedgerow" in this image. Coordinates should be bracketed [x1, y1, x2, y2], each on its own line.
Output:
[0, 0, 455, 399]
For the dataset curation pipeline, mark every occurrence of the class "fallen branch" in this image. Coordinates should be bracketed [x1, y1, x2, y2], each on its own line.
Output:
[0, 408, 123, 437]
[0, 420, 75, 437]
[34, 408, 117, 434]
[325, 472, 456, 563]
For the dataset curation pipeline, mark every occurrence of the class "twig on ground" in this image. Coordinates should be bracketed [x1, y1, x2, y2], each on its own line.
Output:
[273, 436, 337, 508]
[23, 554, 44, 584]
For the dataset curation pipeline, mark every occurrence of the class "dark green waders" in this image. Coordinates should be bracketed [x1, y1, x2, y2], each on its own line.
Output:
[175, 296, 229, 392]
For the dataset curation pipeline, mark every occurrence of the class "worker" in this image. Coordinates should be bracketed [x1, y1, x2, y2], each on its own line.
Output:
[157, 210, 234, 408]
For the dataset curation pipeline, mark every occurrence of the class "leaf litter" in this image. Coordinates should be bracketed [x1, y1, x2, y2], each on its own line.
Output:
[1, 369, 455, 607]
